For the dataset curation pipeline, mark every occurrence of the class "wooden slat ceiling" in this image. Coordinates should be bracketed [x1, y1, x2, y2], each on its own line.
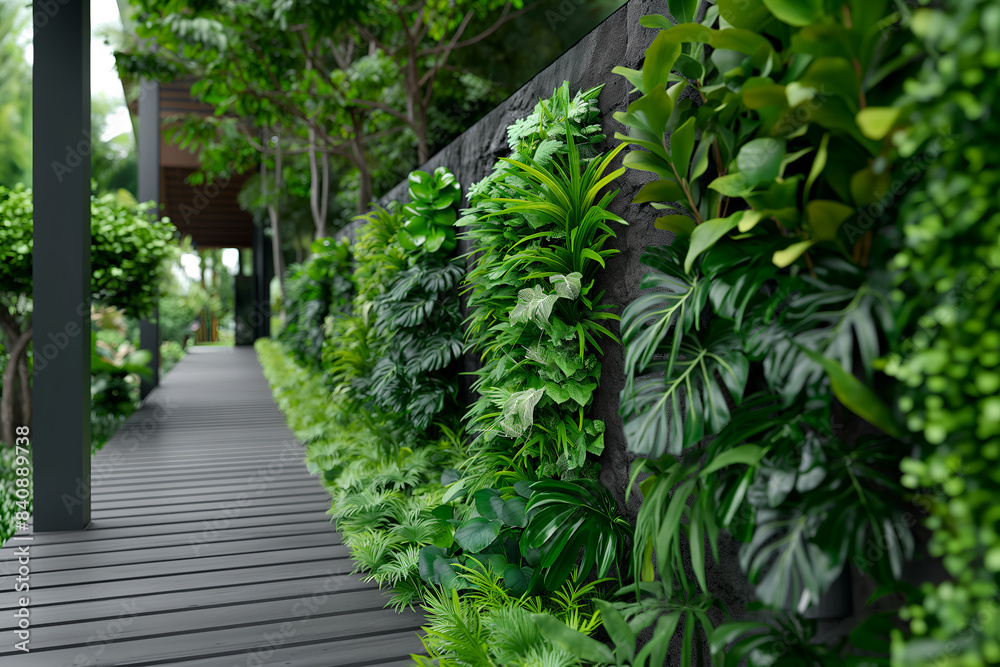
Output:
[155, 78, 256, 249]
[162, 167, 255, 249]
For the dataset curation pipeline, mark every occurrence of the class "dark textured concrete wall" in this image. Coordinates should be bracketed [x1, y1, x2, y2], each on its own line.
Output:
[338, 0, 763, 644]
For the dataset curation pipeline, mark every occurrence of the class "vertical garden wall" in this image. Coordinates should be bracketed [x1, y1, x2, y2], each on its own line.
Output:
[261, 0, 1000, 665]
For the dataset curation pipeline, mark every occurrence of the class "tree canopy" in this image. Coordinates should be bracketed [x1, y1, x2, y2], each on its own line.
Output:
[0, 186, 177, 317]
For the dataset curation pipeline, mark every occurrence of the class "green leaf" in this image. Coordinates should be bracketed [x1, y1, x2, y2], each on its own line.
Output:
[668, 0, 700, 24]
[442, 477, 469, 504]
[621, 327, 749, 456]
[624, 150, 676, 180]
[804, 133, 829, 203]
[709, 622, 768, 655]
[613, 65, 644, 92]
[657, 22, 713, 43]
[855, 107, 900, 140]
[545, 381, 571, 404]
[500, 388, 545, 438]
[772, 239, 818, 268]
[708, 172, 752, 197]
[737, 138, 786, 187]
[633, 178, 686, 204]
[685, 211, 744, 273]
[805, 199, 854, 240]
[532, 613, 615, 663]
[801, 349, 902, 437]
[671, 116, 697, 180]
[700, 444, 766, 477]
[454, 517, 501, 553]
[503, 564, 532, 595]
[655, 215, 697, 235]
[620, 85, 674, 149]
[510, 284, 560, 326]
[643, 33, 683, 96]
[594, 600, 636, 662]
[762, 0, 823, 26]
[501, 496, 528, 528]
[565, 381, 597, 407]
[474, 488, 505, 521]
[550, 272, 582, 299]
[718, 0, 771, 30]
[737, 210, 765, 232]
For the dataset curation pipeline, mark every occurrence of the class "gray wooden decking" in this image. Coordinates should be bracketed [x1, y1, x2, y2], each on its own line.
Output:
[0, 346, 425, 666]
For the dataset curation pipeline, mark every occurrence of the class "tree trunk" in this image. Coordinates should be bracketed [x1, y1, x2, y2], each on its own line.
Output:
[319, 150, 329, 240]
[351, 117, 373, 213]
[307, 128, 330, 240]
[1, 326, 32, 448]
[262, 129, 286, 304]
[17, 353, 30, 431]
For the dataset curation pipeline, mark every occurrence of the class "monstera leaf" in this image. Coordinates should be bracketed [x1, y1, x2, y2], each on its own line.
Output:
[620, 325, 749, 457]
[740, 504, 840, 613]
[522, 479, 632, 592]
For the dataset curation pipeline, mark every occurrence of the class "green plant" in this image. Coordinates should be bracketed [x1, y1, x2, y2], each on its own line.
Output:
[0, 186, 176, 448]
[369, 252, 465, 431]
[412, 567, 604, 667]
[324, 172, 466, 434]
[258, 338, 463, 611]
[871, 1, 1000, 664]
[399, 167, 462, 253]
[523, 479, 632, 592]
[159, 340, 186, 375]
[420, 479, 539, 595]
[420, 475, 631, 597]
[279, 237, 354, 371]
[461, 88, 626, 481]
[613, 0, 925, 662]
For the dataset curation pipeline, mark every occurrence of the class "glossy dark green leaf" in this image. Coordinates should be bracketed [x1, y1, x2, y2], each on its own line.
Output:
[454, 517, 501, 553]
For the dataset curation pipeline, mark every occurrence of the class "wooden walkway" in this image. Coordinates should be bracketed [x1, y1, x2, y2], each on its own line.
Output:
[0, 346, 424, 666]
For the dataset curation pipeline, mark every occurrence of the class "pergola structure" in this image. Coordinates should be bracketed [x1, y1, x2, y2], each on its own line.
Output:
[32, 2, 271, 531]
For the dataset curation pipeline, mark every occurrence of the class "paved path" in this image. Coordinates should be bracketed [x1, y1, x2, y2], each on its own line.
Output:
[0, 346, 424, 666]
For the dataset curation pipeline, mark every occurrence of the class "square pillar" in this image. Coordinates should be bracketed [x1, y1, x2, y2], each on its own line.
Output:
[32, 0, 92, 531]
[138, 79, 160, 398]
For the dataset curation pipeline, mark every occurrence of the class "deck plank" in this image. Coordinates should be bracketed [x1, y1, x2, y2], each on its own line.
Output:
[0, 347, 424, 664]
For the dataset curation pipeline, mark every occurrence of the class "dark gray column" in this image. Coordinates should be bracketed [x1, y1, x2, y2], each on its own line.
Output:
[252, 224, 272, 340]
[138, 79, 159, 398]
[32, 0, 91, 531]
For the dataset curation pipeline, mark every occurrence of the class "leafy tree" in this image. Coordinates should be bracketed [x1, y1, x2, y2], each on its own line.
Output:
[0, 186, 176, 448]
[115, 0, 541, 222]
[0, 1, 31, 188]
